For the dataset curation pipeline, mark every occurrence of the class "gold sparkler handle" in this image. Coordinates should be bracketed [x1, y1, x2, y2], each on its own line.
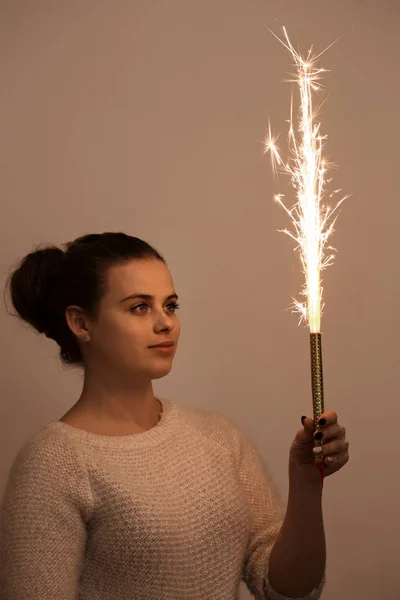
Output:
[310, 333, 325, 465]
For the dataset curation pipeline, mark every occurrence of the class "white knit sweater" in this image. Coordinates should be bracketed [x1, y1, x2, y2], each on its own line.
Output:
[0, 398, 325, 599]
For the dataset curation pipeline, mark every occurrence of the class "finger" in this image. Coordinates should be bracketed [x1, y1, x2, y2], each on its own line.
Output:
[314, 423, 346, 443]
[296, 417, 315, 445]
[300, 416, 315, 438]
[324, 451, 349, 468]
[320, 438, 349, 457]
[316, 410, 338, 428]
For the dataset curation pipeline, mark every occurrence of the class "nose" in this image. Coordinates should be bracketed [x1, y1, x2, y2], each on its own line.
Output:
[153, 308, 175, 333]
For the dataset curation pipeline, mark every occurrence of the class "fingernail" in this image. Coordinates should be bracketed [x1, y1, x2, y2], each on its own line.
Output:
[326, 456, 333, 463]
[318, 418, 327, 426]
[314, 431, 323, 441]
[301, 416, 307, 426]
[313, 446, 323, 454]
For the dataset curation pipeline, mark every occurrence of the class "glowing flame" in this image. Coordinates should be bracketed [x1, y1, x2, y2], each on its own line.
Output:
[265, 27, 348, 334]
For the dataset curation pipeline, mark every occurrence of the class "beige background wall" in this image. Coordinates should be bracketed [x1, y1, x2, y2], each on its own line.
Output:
[1, 1, 399, 598]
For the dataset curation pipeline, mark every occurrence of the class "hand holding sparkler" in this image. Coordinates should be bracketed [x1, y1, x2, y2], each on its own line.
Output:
[288, 411, 349, 484]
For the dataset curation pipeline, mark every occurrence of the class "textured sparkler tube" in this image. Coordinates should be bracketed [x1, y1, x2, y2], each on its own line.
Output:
[310, 333, 325, 475]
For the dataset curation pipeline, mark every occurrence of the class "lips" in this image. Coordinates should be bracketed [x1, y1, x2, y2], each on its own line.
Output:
[149, 342, 174, 348]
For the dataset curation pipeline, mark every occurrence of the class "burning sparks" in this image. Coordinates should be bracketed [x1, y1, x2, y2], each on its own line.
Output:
[265, 27, 348, 333]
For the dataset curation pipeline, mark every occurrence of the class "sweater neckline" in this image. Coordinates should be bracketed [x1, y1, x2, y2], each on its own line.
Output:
[46, 397, 178, 448]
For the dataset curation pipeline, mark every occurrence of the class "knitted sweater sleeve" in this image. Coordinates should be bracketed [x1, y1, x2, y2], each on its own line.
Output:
[0, 431, 93, 599]
[236, 428, 325, 600]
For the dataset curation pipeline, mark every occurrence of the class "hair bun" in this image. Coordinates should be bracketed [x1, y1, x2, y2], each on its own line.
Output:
[8, 246, 65, 337]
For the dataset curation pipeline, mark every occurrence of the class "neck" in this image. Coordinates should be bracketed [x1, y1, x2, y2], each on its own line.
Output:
[73, 366, 161, 429]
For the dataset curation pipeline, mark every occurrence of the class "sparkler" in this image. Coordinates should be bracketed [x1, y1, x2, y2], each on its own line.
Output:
[265, 28, 348, 484]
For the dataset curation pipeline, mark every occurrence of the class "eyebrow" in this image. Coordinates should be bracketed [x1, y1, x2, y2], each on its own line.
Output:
[120, 293, 179, 303]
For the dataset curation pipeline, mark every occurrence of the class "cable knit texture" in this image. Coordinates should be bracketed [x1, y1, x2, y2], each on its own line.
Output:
[0, 398, 325, 599]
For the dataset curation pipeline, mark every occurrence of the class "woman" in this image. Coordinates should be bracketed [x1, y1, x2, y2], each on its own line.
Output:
[0, 232, 349, 600]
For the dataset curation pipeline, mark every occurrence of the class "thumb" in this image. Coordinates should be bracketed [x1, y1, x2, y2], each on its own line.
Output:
[300, 415, 315, 437]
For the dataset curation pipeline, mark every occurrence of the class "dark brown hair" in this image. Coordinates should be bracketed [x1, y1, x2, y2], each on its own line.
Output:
[5, 232, 165, 366]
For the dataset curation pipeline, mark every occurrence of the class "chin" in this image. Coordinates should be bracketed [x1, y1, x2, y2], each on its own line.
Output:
[148, 363, 173, 380]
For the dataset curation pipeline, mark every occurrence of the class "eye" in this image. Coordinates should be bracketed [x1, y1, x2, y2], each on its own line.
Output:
[166, 302, 180, 313]
[130, 301, 180, 315]
[130, 303, 149, 314]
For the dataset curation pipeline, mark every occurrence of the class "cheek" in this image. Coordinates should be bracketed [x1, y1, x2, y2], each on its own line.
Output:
[99, 314, 145, 347]
[175, 320, 181, 338]
[112, 326, 148, 365]
[123, 321, 150, 346]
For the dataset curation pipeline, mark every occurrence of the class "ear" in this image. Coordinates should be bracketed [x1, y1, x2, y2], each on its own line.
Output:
[65, 305, 91, 339]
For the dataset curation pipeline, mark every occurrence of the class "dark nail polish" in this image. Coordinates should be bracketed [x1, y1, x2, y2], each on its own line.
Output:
[314, 431, 323, 441]
[318, 418, 327, 426]
[301, 416, 307, 426]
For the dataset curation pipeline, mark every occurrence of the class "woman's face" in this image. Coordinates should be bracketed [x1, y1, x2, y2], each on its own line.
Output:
[86, 258, 180, 381]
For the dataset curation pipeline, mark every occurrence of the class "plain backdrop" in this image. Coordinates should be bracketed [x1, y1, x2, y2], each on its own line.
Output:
[0, 1, 399, 598]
